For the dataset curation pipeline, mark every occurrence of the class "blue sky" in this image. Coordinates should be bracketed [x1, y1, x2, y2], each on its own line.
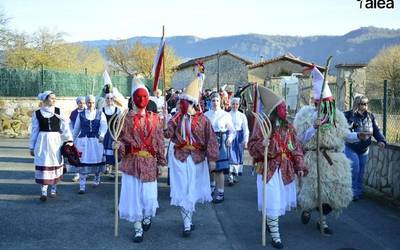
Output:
[1, 0, 399, 42]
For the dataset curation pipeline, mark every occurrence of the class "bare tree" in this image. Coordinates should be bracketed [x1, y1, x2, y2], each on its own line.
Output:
[367, 45, 400, 97]
[106, 40, 181, 87]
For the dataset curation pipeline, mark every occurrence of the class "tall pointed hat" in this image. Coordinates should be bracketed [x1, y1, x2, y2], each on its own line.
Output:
[306, 65, 336, 128]
[131, 76, 149, 96]
[179, 77, 200, 105]
[257, 85, 284, 115]
[309, 65, 332, 101]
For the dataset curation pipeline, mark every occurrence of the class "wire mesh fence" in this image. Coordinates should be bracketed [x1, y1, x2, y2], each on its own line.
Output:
[0, 67, 140, 97]
[366, 81, 400, 145]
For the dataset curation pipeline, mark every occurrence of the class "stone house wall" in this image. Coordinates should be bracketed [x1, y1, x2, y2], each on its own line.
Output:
[172, 54, 248, 90]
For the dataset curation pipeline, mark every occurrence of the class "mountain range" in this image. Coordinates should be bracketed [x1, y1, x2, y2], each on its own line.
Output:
[79, 26, 400, 67]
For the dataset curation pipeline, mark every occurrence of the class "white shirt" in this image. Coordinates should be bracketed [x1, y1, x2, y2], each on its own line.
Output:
[72, 109, 108, 140]
[29, 106, 73, 149]
[204, 109, 236, 143]
[103, 105, 121, 116]
[229, 110, 250, 144]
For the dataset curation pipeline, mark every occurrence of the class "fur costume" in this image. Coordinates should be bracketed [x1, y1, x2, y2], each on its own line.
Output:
[294, 105, 353, 215]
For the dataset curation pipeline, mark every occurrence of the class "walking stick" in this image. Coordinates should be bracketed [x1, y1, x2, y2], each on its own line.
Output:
[252, 111, 272, 246]
[108, 109, 128, 237]
[316, 56, 333, 234]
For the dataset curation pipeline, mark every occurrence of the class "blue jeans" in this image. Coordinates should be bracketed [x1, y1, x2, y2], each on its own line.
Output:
[345, 145, 369, 198]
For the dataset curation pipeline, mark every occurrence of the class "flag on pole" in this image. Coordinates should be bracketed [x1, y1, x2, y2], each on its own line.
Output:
[195, 60, 205, 96]
[151, 35, 166, 92]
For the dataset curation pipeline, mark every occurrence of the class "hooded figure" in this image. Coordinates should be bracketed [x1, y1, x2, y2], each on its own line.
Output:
[294, 65, 363, 235]
[164, 76, 219, 237]
[248, 85, 307, 249]
[117, 77, 166, 243]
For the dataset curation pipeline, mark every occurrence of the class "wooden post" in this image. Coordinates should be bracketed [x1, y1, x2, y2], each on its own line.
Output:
[316, 56, 332, 234]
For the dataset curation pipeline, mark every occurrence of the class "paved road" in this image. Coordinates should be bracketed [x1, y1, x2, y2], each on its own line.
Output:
[0, 138, 400, 250]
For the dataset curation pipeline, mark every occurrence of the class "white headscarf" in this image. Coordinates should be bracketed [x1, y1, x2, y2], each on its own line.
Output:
[37, 91, 53, 101]
[86, 95, 96, 103]
[76, 96, 85, 104]
[230, 97, 240, 105]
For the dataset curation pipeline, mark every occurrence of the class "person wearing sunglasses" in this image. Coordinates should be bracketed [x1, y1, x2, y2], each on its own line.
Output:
[344, 95, 386, 201]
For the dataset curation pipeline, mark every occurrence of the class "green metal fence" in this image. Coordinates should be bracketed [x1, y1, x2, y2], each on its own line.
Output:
[0, 68, 141, 97]
[363, 80, 400, 145]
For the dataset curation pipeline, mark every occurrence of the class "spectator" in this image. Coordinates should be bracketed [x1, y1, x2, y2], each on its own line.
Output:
[344, 95, 386, 201]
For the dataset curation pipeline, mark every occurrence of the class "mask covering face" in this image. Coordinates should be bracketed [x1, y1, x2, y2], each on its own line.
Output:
[133, 88, 149, 109]
[276, 102, 287, 120]
[179, 99, 190, 114]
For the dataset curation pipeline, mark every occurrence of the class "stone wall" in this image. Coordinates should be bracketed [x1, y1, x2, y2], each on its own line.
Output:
[172, 54, 248, 90]
[248, 60, 309, 84]
[0, 97, 77, 138]
[365, 142, 400, 199]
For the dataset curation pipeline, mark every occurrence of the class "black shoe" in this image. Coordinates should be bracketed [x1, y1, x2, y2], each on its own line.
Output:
[238, 172, 243, 176]
[133, 229, 143, 243]
[212, 193, 224, 204]
[352, 196, 360, 201]
[317, 222, 333, 235]
[39, 195, 47, 202]
[271, 239, 283, 249]
[133, 235, 143, 243]
[182, 228, 191, 238]
[78, 190, 85, 195]
[142, 218, 152, 232]
[301, 211, 311, 224]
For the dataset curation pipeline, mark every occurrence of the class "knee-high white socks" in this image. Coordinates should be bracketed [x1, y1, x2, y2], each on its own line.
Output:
[180, 207, 193, 230]
[133, 221, 143, 236]
[94, 174, 101, 185]
[79, 174, 87, 191]
[41, 185, 56, 196]
[267, 216, 281, 243]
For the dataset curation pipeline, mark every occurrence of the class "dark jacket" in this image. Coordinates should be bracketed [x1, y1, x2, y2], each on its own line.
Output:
[344, 110, 386, 154]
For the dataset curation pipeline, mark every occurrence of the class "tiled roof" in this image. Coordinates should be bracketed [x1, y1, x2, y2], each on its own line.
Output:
[335, 63, 367, 68]
[248, 54, 326, 72]
[174, 50, 253, 70]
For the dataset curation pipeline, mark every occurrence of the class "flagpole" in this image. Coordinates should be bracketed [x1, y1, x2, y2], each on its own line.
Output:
[162, 25, 166, 101]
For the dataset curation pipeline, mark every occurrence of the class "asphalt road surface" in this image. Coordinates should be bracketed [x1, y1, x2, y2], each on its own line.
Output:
[0, 138, 399, 250]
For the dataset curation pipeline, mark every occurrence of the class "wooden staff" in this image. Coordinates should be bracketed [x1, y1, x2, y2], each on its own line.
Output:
[108, 109, 128, 237]
[252, 111, 272, 246]
[315, 56, 333, 234]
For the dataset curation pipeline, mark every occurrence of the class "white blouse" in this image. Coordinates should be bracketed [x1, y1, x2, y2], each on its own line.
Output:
[229, 110, 250, 144]
[204, 109, 236, 143]
[72, 109, 108, 140]
[103, 105, 121, 116]
[29, 106, 73, 149]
